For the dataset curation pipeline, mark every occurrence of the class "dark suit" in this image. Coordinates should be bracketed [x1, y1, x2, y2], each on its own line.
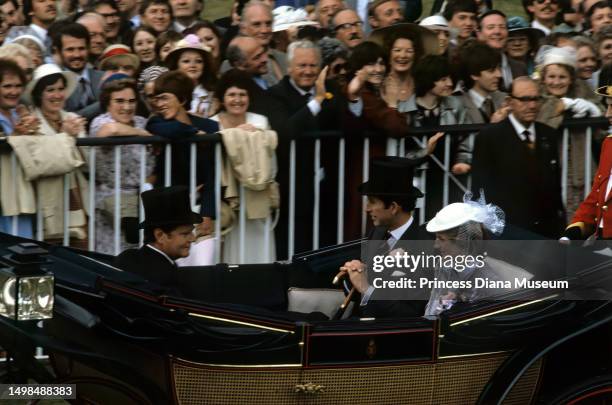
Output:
[114, 245, 182, 296]
[64, 67, 105, 121]
[267, 76, 354, 258]
[358, 222, 431, 318]
[472, 117, 565, 238]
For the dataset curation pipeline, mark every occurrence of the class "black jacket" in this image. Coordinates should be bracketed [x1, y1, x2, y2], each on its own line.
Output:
[472, 118, 565, 238]
[266, 76, 353, 256]
[114, 245, 182, 296]
[359, 222, 431, 319]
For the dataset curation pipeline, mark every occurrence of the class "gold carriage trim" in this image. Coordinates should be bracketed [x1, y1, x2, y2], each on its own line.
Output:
[174, 357, 303, 368]
[438, 350, 508, 360]
[450, 295, 558, 327]
[188, 312, 295, 334]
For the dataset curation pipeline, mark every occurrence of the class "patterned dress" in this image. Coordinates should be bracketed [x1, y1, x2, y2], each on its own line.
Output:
[90, 113, 154, 255]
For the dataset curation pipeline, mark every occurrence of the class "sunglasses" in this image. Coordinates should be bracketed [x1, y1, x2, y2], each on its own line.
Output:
[534, 0, 558, 4]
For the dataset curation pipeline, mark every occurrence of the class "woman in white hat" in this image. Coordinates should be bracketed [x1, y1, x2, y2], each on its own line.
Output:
[24, 64, 84, 140]
[22, 63, 89, 245]
[424, 192, 506, 316]
[164, 34, 217, 118]
[535, 46, 604, 218]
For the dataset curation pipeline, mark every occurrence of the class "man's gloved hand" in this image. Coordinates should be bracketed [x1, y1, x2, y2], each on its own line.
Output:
[561, 97, 602, 118]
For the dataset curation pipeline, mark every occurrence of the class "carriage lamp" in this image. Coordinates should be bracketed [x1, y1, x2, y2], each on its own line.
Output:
[0, 243, 54, 321]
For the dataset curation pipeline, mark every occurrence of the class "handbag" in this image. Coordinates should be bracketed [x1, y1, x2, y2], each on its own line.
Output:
[100, 192, 139, 220]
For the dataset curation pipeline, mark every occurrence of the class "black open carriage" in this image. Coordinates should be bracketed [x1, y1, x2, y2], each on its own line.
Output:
[1, 232, 612, 404]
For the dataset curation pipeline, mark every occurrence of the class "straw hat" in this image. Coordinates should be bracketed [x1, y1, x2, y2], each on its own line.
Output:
[23, 63, 77, 105]
[164, 34, 211, 68]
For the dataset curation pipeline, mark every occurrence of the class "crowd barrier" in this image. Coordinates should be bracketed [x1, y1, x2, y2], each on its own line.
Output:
[0, 117, 608, 263]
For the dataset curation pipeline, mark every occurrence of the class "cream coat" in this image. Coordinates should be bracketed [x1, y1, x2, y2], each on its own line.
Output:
[219, 126, 278, 220]
[0, 109, 89, 239]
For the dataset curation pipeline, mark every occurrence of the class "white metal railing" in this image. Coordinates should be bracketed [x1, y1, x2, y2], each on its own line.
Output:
[0, 118, 607, 262]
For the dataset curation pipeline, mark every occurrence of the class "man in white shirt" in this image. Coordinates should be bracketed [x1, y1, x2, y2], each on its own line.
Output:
[454, 41, 508, 176]
[55, 23, 105, 120]
[20, 0, 56, 52]
[523, 0, 559, 35]
[114, 186, 202, 295]
[341, 157, 429, 318]
[239, 1, 287, 80]
[170, 0, 201, 33]
[476, 10, 528, 92]
[472, 77, 565, 238]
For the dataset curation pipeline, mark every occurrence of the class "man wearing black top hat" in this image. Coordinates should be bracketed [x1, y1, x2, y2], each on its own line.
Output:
[341, 157, 429, 318]
[114, 186, 202, 294]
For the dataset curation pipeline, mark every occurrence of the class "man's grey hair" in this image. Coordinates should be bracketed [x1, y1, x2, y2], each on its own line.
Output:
[240, 0, 273, 27]
[287, 40, 321, 65]
[328, 7, 356, 33]
[76, 11, 105, 26]
[508, 76, 537, 95]
[318, 37, 348, 66]
[573, 35, 597, 53]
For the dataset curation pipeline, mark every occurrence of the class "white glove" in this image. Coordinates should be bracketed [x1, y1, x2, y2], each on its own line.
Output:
[561, 97, 602, 118]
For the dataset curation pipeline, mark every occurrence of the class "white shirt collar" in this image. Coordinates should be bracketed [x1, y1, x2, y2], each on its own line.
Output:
[29, 23, 47, 41]
[74, 67, 90, 81]
[531, 20, 551, 36]
[508, 113, 536, 142]
[289, 78, 314, 97]
[389, 215, 414, 242]
[468, 88, 487, 109]
[146, 244, 176, 266]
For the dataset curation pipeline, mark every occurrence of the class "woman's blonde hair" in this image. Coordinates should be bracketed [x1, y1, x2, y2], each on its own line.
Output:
[0, 43, 32, 67]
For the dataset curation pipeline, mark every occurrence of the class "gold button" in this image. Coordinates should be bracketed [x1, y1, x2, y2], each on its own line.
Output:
[604, 206, 608, 210]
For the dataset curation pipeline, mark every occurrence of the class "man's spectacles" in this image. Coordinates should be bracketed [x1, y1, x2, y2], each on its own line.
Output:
[511, 95, 542, 102]
[334, 21, 363, 31]
[534, 0, 558, 4]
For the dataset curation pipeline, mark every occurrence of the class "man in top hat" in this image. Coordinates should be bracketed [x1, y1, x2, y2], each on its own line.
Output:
[114, 186, 202, 294]
[341, 157, 429, 318]
[563, 83, 612, 241]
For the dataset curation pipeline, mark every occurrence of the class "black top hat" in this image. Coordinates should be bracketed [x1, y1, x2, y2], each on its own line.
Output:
[359, 157, 424, 198]
[138, 186, 203, 229]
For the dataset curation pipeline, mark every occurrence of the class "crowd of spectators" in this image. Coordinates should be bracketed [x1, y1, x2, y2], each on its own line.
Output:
[0, 0, 610, 261]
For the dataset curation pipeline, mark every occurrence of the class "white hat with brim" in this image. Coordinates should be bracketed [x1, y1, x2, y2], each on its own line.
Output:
[272, 6, 319, 32]
[23, 64, 78, 106]
[7, 34, 45, 51]
[419, 15, 450, 32]
[426, 203, 478, 233]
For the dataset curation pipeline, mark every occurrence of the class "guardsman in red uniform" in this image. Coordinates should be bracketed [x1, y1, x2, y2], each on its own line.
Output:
[564, 85, 612, 240]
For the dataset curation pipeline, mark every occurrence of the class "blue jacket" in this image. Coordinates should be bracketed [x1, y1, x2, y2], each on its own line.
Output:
[147, 114, 219, 218]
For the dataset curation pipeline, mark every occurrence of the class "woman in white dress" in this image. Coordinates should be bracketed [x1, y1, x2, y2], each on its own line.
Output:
[210, 69, 277, 264]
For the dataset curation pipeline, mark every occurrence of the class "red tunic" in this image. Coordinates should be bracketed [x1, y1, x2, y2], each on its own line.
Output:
[568, 135, 612, 238]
